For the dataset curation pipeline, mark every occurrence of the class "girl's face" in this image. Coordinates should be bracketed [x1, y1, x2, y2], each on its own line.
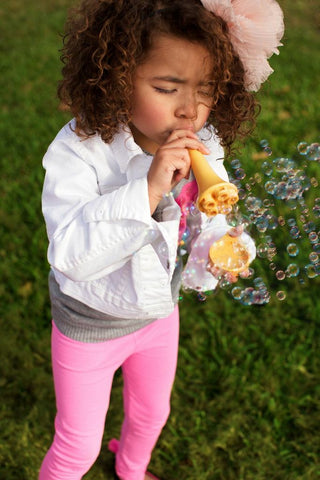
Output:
[130, 34, 214, 154]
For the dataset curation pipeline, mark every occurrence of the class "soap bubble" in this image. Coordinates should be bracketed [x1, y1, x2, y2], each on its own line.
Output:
[276, 270, 285, 281]
[286, 264, 300, 278]
[287, 243, 299, 256]
[297, 141, 308, 155]
[309, 252, 319, 264]
[313, 243, 320, 254]
[245, 196, 263, 212]
[276, 291, 286, 301]
[264, 147, 273, 156]
[260, 139, 269, 148]
[261, 161, 273, 176]
[289, 226, 301, 239]
[231, 159, 241, 169]
[231, 286, 243, 300]
[273, 157, 296, 173]
[307, 143, 320, 161]
[309, 232, 318, 243]
[265, 180, 277, 194]
[234, 168, 246, 180]
[305, 264, 318, 279]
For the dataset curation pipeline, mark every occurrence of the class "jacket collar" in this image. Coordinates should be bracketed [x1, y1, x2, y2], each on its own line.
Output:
[110, 126, 145, 174]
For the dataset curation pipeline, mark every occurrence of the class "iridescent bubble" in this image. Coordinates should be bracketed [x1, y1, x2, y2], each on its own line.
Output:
[276, 291, 286, 301]
[263, 199, 273, 207]
[297, 141, 308, 155]
[240, 267, 254, 279]
[276, 270, 286, 280]
[305, 264, 317, 279]
[289, 226, 301, 239]
[267, 215, 279, 230]
[231, 286, 243, 300]
[264, 147, 273, 156]
[312, 243, 320, 254]
[239, 287, 255, 306]
[311, 177, 318, 187]
[309, 232, 318, 243]
[253, 289, 271, 304]
[273, 157, 296, 172]
[309, 252, 319, 264]
[254, 216, 269, 232]
[261, 161, 273, 176]
[260, 139, 269, 148]
[278, 216, 286, 226]
[273, 181, 291, 200]
[287, 243, 299, 256]
[231, 159, 241, 169]
[286, 264, 300, 277]
[234, 168, 246, 180]
[257, 243, 269, 258]
[287, 218, 297, 227]
[303, 221, 316, 232]
[307, 143, 320, 161]
[265, 180, 277, 194]
[286, 178, 304, 199]
[197, 292, 207, 302]
[238, 188, 247, 200]
[253, 277, 266, 288]
[245, 196, 263, 212]
[294, 171, 311, 192]
[189, 203, 199, 216]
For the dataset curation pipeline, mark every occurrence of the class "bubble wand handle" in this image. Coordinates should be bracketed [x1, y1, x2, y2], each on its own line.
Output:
[189, 149, 250, 273]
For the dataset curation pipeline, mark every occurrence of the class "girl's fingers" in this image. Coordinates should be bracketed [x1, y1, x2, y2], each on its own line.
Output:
[162, 131, 210, 155]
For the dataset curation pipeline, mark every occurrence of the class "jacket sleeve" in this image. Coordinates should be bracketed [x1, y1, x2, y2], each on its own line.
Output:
[42, 139, 177, 282]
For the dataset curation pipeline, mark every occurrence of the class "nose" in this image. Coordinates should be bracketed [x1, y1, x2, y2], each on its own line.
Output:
[175, 93, 197, 120]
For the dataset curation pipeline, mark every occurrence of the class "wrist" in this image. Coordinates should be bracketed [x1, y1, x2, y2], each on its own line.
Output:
[148, 185, 163, 215]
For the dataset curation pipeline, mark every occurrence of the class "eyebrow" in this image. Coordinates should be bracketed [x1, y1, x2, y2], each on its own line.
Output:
[152, 76, 214, 86]
[152, 76, 186, 84]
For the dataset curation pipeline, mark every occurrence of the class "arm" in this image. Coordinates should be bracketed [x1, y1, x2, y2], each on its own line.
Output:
[42, 140, 159, 282]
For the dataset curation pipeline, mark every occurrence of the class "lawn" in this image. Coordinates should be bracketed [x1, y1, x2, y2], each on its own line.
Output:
[0, 0, 319, 479]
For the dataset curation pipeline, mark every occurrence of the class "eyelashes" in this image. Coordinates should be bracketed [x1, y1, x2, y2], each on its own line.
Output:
[153, 87, 212, 97]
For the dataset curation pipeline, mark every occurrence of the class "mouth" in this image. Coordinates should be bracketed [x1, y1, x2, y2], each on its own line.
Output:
[167, 125, 195, 135]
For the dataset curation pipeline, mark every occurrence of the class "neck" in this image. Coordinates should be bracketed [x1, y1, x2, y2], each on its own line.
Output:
[129, 124, 159, 155]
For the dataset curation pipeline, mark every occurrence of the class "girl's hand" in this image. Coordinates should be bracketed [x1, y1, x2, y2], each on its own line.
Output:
[147, 129, 210, 213]
[206, 224, 251, 283]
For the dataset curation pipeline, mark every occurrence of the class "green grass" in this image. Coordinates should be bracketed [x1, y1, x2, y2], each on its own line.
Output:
[0, 0, 319, 479]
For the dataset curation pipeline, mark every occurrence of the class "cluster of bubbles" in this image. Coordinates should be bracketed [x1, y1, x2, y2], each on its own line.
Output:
[195, 140, 320, 305]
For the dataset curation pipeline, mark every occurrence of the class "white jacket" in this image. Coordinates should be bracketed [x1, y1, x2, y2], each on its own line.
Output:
[42, 121, 255, 319]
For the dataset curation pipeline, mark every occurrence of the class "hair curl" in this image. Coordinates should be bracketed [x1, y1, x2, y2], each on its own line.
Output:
[58, 0, 260, 154]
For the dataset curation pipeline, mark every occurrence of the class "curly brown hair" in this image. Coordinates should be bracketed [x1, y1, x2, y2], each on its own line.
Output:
[58, 0, 260, 154]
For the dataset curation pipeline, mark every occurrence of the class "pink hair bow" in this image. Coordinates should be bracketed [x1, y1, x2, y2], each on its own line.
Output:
[200, 0, 284, 91]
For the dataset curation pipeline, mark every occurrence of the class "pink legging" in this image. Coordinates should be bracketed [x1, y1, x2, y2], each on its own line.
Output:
[39, 307, 179, 480]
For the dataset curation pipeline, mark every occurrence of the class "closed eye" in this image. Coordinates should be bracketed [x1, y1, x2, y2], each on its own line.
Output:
[153, 87, 177, 94]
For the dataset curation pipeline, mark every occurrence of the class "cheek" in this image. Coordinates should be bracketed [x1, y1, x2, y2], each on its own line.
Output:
[134, 98, 168, 126]
[196, 104, 212, 128]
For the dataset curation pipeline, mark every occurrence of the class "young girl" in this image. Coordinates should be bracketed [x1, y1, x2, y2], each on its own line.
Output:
[40, 0, 284, 479]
